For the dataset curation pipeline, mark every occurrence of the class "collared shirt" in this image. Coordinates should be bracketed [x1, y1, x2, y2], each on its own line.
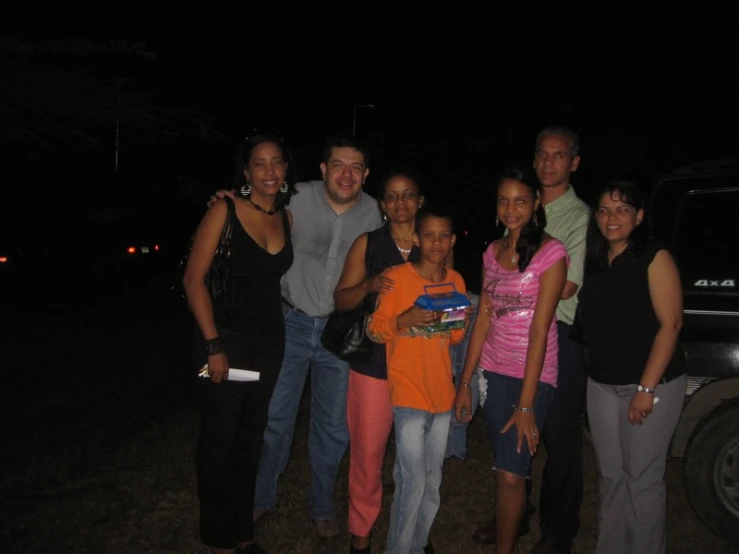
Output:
[282, 181, 383, 317]
[543, 185, 591, 325]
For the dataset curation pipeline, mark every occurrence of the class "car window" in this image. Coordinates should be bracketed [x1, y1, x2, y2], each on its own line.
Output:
[674, 189, 739, 293]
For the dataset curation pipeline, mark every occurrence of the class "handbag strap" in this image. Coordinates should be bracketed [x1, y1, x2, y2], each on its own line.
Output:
[215, 196, 236, 260]
[360, 231, 376, 314]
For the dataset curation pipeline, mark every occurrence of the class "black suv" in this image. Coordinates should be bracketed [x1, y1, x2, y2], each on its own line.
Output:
[650, 160, 739, 545]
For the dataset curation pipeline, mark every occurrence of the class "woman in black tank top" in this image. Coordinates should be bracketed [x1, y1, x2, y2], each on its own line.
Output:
[578, 181, 686, 554]
[183, 133, 296, 554]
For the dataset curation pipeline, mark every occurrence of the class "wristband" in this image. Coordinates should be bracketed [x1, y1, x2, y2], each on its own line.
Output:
[204, 337, 224, 355]
[637, 384, 655, 394]
[513, 405, 534, 413]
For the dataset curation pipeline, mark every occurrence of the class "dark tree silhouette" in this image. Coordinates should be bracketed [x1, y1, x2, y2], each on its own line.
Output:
[0, 35, 223, 151]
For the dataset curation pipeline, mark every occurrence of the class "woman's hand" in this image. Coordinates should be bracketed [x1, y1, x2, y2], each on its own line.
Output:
[628, 392, 654, 425]
[501, 410, 539, 455]
[367, 272, 395, 294]
[207, 352, 230, 384]
[454, 386, 473, 423]
[207, 189, 236, 208]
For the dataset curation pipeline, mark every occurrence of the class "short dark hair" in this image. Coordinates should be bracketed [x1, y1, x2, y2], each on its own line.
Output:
[535, 125, 580, 157]
[322, 135, 370, 168]
[585, 180, 649, 278]
[497, 166, 547, 272]
[235, 131, 298, 202]
[378, 166, 424, 199]
[415, 205, 454, 235]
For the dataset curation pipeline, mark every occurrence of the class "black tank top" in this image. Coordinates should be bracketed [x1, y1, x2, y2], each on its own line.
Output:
[213, 197, 293, 338]
[578, 240, 686, 385]
[352, 224, 420, 379]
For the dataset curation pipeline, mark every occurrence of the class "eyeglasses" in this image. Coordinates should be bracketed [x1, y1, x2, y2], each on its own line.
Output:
[596, 205, 636, 217]
[383, 191, 419, 202]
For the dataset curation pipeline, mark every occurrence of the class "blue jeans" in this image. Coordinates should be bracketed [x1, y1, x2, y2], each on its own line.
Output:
[482, 371, 555, 477]
[253, 306, 350, 520]
[446, 292, 479, 460]
[446, 293, 479, 459]
[387, 407, 451, 554]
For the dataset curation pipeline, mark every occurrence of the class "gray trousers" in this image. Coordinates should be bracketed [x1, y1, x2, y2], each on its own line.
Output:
[586, 374, 686, 554]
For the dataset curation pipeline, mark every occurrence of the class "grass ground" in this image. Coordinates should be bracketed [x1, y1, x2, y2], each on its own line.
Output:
[0, 275, 735, 553]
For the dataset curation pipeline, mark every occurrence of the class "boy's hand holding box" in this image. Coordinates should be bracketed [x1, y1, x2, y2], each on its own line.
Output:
[413, 283, 471, 333]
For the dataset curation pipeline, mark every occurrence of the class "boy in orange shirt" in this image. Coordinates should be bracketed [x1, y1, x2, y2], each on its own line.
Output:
[367, 208, 468, 554]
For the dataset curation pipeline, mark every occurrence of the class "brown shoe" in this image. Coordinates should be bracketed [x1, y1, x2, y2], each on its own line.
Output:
[471, 517, 530, 545]
[315, 518, 340, 538]
[529, 537, 572, 554]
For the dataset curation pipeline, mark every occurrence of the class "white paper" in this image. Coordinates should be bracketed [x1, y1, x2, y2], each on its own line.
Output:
[198, 365, 260, 382]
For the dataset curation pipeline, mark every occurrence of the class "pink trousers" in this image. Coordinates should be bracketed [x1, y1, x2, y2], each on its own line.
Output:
[347, 370, 394, 537]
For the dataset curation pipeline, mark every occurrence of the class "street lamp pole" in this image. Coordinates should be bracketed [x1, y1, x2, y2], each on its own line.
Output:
[352, 104, 374, 137]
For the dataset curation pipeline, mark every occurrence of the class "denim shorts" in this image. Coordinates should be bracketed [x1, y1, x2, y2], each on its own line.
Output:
[482, 371, 555, 478]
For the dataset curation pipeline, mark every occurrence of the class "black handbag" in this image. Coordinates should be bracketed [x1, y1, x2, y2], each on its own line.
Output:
[175, 197, 236, 309]
[321, 233, 376, 365]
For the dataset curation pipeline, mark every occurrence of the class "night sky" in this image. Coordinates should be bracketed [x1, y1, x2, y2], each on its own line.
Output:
[2, 3, 737, 252]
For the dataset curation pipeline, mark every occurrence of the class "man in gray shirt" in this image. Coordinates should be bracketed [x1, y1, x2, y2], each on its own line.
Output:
[253, 136, 383, 538]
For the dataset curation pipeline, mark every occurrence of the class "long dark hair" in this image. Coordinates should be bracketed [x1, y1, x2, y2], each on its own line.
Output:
[585, 180, 649, 277]
[497, 166, 547, 272]
[234, 131, 298, 204]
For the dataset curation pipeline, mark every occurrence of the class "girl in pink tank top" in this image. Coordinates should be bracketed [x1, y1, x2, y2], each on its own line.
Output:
[479, 237, 567, 387]
[454, 167, 567, 554]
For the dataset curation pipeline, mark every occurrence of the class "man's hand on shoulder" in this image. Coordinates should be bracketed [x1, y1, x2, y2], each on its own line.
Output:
[207, 189, 236, 208]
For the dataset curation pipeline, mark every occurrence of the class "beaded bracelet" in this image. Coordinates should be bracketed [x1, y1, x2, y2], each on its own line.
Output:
[204, 337, 225, 355]
[513, 405, 534, 413]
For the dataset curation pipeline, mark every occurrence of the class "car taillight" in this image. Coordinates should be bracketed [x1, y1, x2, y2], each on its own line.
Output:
[154, 244, 160, 251]
[0, 256, 8, 263]
[127, 247, 136, 254]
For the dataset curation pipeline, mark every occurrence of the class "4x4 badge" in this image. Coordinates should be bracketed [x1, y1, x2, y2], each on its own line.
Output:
[693, 279, 736, 287]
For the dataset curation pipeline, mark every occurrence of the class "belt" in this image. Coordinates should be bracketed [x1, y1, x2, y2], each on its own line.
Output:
[282, 297, 307, 315]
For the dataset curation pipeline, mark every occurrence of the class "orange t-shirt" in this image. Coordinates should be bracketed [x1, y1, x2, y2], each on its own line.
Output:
[367, 262, 467, 413]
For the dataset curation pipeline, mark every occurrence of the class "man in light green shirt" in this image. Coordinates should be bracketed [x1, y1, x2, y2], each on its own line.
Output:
[541, 177, 591, 326]
[530, 126, 589, 554]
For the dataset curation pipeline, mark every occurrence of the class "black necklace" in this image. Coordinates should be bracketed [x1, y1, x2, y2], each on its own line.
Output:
[248, 197, 279, 216]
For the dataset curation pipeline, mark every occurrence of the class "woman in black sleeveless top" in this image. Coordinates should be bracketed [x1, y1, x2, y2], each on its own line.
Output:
[335, 168, 456, 554]
[577, 181, 686, 554]
[183, 133, 296, 554]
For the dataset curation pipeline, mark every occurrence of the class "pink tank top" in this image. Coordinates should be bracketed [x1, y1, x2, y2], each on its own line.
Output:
[479, 239, 568, 387]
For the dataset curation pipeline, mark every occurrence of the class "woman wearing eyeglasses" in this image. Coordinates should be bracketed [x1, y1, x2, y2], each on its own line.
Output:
[576, 181, 686, 554]
[334, 168, 445, 554]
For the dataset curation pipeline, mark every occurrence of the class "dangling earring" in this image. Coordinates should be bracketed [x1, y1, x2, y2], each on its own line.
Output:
[495, 216, 499, 227]
[383, 213, 388, 222]
[533, 213, 538, 226]
[239, 181, 252, 197]
[279, 182, 288, 194]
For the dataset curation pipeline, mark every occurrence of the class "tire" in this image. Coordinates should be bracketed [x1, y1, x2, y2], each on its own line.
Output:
[684, 403, 739, 545]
